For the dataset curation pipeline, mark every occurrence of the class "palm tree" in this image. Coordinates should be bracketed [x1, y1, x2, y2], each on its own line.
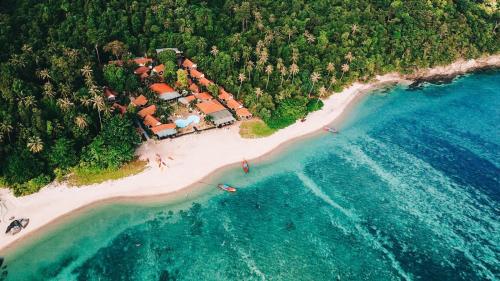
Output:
[22, 95, 36, 107]
[291, 48, 299, 63]
[327, 63, 335, 76]
[309, 72, 321, 97]
[0, 121, 13, 142]
[345, 52, 354, 63]
[328, 76, 337, 91]
[210, 46, 219, 57]
[341, 64, 350, 80]
[75, 115, 88, 129]
[103, 40, 127, 59]
[314, 86, 328, 109]
[280, 66, 287, 87]
[27, 136, 43, 153]
[57, 98, 74, 112]
[80, 65, 93, 80]
[237, 73, 246, 98]
[43, 82, 55, 100]
[265, 65, 273, 89]
[255, 87, 263, 101]
[37, 69, 51, 80]
[289, 63, 299, 82]
[246, 60, 254, 80]
[351, 24, 359, 35]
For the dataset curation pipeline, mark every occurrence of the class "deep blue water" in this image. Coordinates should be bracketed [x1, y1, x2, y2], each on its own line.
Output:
[2, 70, 499, 281]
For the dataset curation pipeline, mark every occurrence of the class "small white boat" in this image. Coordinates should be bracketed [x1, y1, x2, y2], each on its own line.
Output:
[323, 127, 338, 134]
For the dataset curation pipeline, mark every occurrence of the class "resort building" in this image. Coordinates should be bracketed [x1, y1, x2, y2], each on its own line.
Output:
[189, 69, 204, 80]
[150, 83, 181, 101]
[138, 105, 156, 119]
[226, 99, 243, 110]
[152, 64, 165, 76]
[134, 66, 150, 81]
[178, 95, 196, 106]
[194, 92, 213, 102]
[196, 100, 235, 127]
[143, 115, 162, 128]
[218, 88, 233, 101]
[130, 95, 148, 107]
[182, 59, 197, 69]
[189, 83, 200, 93]
[236, 108, 253, 119]
[198, 77, 213, 88]
[151, 123, 177, 138]
[112, 103, 127, 115]
[104, 87, 117, 102]
[133, 57, 153, 67]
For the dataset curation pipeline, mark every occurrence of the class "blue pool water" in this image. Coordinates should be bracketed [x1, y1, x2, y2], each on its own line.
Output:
[175, 115, 200, 128]
[1, 70, 499, 280]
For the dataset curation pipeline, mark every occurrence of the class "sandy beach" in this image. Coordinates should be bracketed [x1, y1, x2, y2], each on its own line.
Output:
[0, 54, 499, 252]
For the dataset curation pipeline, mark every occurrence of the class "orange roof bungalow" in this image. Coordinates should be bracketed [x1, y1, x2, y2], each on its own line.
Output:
[226, 99, 242, 110]
[196, 100, 236, 127]
[218, 88, 233, 101]
[150, 83, 181, 101]
[178, 95, 196, 105]
[189, 83, 200, 93]
[143, 115, 162, 128]
[138, 105, 156, 119]
[236, 108, 252, 119]
[189, 69, 204, 80]
[152, 64, 165, 76]
[182, 58, 197, 69]
[133, 57, 153, 67]
[112, 103, 127, 115]
[134, 66, 150, 76]
[194, 92, 213, 102]
[130, 95, 148, 107]
[198, 77, 213, 88]
[151, 123, 177, 138]
[104, 87, 118, 102]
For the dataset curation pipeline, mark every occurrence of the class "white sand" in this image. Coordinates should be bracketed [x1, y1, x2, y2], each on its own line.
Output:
[0, 54, 499, 251]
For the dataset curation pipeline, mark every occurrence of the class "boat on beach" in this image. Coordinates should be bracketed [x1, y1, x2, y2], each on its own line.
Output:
[5, 218, 30, 235]
[217, 184, 237, 192]
[323, 126, 338, 134]
[242, 160, 250, 173]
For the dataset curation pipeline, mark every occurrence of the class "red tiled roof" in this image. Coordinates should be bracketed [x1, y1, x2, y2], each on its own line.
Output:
[151, 123, 176, 134]
[190, 69, 204, 79]
[134, 66, 150, 75]
[226, 99, 242, 110]
[140, 72, 149, 79]
[138, 105, 156, 118]
[198, 77, 213, 87]
[143, 115, 162, 127]
[152, 64, 165, 74]
[196, 100, 225, 114]
[182, 59, 197, 69]
[134, 57, 153, 66]
[236, 107, 252, 117]
[189, 83, 200, 93]
[131, 95, 148, 107]
[185, 95, 196, 102]
[112, 103, 127, 114]
[218, 88, 233, 101]
[150, 83, 175, 94]
[104, 88, 117, 99]
[109, 60, 124, 66]
[195, 92, 213, 101]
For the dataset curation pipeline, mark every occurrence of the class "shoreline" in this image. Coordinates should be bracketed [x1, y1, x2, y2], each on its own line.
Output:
[1, 54, 499, 253]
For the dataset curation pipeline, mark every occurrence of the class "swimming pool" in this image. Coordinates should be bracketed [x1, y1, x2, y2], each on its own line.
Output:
[175, 115, 200, 128]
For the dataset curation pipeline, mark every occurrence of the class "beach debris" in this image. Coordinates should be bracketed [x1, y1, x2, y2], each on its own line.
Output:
[5, 218, 29, 235]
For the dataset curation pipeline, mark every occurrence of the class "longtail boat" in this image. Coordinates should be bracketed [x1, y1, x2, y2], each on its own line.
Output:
[217, 184, 237, 193]
[323, 127, 338, 134]
[242, 160, 250, 173]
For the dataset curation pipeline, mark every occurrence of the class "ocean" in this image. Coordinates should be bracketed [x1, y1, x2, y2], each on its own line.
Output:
[2, 70, 499, 281]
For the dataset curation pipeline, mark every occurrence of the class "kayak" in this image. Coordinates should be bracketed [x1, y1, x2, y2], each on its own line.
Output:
[217, 184, 237, 192]
[323, 126, 338, 134]
[242, 160, 249, 173]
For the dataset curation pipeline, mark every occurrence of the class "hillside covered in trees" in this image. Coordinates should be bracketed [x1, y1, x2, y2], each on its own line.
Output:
[0, 0, 498, 195]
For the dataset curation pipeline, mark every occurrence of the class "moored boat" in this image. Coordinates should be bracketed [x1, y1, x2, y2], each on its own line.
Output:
[323, 126, 338, 134]
[217, 184, 237, 192]
[5, 218, 29, 235]
[242, 160, 250, 173]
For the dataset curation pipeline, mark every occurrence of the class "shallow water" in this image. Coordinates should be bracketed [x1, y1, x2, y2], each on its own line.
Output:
[2, 70, 499, 281]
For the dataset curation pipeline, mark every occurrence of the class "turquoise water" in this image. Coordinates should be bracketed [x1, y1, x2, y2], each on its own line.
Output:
[175, 115, 200, 128]
[1, 71, 499, 280]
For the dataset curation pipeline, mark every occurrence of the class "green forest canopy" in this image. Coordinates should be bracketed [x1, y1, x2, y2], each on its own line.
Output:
[0, 0, 498, 195]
